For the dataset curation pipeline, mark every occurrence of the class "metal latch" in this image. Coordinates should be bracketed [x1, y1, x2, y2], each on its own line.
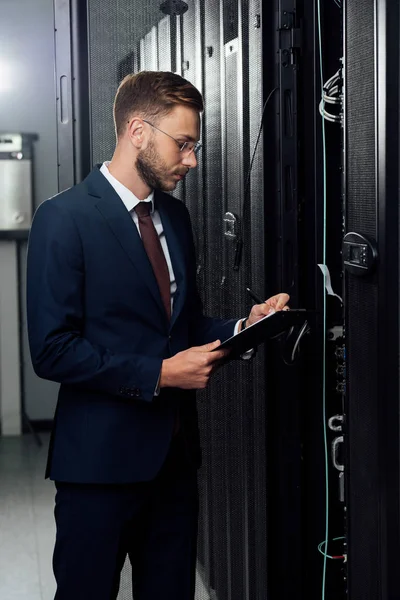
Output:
[224, 212, 239, 240]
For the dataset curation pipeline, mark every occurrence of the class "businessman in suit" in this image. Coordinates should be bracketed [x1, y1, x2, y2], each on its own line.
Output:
[26, 71, 289, 599]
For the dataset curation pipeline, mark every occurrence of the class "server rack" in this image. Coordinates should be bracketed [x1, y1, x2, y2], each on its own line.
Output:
[344, 0, 400, 598]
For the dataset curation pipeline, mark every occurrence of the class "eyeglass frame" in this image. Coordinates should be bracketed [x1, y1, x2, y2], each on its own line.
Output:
[140, 119, 202, 156]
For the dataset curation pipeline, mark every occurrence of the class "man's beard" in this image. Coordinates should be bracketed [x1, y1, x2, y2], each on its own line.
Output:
[136, 141, 177, 191]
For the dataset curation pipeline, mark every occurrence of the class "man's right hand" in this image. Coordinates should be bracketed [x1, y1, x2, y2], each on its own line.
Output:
[159, 340, 230, 390]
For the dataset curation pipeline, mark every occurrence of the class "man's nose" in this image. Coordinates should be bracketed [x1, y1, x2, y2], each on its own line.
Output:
[182, 151, 198, 169]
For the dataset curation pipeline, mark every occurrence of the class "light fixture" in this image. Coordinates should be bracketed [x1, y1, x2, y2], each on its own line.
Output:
[160, 0, 188, 16]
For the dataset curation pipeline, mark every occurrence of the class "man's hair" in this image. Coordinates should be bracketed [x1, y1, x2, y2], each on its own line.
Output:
[113, 71, 204, 138]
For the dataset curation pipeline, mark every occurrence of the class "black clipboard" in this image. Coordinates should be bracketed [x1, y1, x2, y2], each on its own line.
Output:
[214, 309, 313, 359]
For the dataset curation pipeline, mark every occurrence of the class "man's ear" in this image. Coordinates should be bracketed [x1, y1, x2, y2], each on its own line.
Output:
[127, 117, 145, 149]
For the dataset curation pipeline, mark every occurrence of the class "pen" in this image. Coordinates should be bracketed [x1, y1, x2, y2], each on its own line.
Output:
[246, 287, 264, 304]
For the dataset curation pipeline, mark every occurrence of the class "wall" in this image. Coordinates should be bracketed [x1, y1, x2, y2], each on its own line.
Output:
[0, 0, 59, 422]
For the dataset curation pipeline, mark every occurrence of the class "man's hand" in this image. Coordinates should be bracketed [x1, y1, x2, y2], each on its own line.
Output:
[159, 340, 230, 390]
[244, 292, 290, 328]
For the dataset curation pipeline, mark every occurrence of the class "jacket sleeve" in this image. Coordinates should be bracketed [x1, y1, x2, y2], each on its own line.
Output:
[26, 200, 161, 402]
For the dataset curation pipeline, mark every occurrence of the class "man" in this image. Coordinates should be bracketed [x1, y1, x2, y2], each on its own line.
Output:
[26, 71, 289, 599]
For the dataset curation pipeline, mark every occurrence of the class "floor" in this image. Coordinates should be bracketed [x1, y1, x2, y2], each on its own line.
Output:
[0, 433, 211, 600]
[0, 433, 55, 600]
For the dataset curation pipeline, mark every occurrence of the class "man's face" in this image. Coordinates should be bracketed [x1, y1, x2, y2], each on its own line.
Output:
[136, 105, 200, 192]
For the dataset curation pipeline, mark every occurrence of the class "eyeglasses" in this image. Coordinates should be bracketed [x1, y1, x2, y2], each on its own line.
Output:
[142, 119, 202, 156]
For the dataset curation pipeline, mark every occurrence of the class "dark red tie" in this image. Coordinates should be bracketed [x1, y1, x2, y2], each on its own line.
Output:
[135, 201, 171, 319]
[135, 201, 179, 433]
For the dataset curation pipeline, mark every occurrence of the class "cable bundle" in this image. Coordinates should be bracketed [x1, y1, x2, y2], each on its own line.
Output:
[319, 68, 342, 123]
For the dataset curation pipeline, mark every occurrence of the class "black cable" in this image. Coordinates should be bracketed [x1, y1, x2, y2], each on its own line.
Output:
[233, 87, 279, 271]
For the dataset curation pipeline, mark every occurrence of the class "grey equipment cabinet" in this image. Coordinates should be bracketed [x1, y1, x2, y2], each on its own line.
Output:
[0, 133, 36, 237]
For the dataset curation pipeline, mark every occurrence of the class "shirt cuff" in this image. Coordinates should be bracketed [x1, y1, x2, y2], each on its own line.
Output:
[234, 319, 245, 335]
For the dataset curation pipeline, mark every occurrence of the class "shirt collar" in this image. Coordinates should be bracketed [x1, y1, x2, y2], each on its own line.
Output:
[100, 161, 155, 214]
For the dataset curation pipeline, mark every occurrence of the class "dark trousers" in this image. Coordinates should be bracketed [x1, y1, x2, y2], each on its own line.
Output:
[52, 435, 199, 600]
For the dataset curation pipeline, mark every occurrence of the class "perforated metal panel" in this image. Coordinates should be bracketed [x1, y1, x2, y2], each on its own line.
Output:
[246, 1, 268, 596]
[84, 1, 267, 598]
[158, 16, 172, 72]
[344, 0, 400, 596]
[181, 0, 204, 252]
[344, 1, 379, 599]
[192, 2, 267, 599]
[88, 2, 163, 165]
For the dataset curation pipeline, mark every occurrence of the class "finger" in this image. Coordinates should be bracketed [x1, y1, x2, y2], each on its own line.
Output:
[257, 303, 275, 316]
[265, 293, 290, 310]
[264, 295, 278, 306]
[193, 340, 221, 352]
[207, 349, 230, 362]
[275, 294, 290, 310]
[263, 300, 275, 310]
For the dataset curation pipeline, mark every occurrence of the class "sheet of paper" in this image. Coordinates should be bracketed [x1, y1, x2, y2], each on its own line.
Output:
[318, 264, 343, 304]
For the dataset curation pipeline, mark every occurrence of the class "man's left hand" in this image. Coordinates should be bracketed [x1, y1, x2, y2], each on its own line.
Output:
[245, 293, 290, 328]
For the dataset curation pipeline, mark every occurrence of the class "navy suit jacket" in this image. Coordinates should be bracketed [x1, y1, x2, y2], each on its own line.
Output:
[26, 166, 237, 484]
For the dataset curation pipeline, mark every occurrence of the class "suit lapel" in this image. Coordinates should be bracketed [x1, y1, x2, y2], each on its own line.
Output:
[86, 167, 167, 322]
[155, 190, 187, 328]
